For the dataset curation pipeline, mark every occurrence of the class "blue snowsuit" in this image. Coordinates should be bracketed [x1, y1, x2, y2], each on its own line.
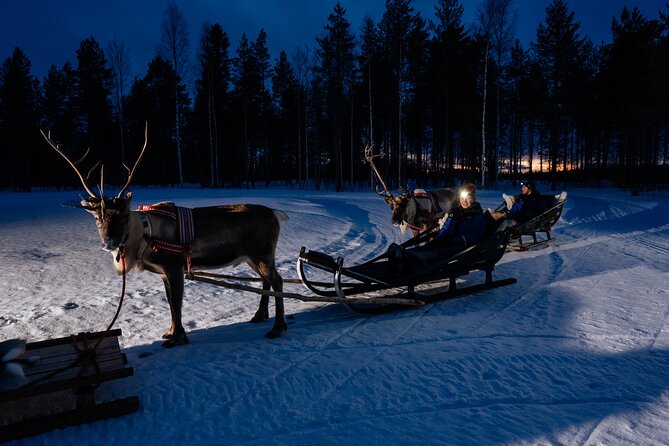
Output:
[402, 202, 488, 267]
[432, 202, 488, 249]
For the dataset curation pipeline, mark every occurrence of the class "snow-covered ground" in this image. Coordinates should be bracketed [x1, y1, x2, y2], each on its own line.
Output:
[1, 186, 668, 445]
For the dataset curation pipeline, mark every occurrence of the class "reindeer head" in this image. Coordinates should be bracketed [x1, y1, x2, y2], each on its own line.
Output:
[384, 190, 415, 227]
[364, 145, 417, 233]
[81, 193, 134, 251]
[41, 124, 148, 252]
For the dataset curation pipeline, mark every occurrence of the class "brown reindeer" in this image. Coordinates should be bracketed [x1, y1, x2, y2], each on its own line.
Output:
[41, 125, 289, 347]
[364, 146, 459, 236]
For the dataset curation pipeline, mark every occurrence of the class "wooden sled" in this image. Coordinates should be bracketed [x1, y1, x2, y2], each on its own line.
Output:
[0, 329, 139, 443]
[297, 220, 518, 313]
[495, 192, 567, 251]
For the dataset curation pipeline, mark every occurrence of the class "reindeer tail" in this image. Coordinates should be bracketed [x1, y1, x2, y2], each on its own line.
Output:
[273, 210, 289, 222]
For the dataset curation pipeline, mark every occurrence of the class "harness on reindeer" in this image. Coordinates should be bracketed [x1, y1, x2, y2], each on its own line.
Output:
[412, 189, 446, 223]
[137, 203, 196, 274]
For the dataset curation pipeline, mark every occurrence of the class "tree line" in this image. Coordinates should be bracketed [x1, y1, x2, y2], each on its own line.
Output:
[1, 0, 668, 193]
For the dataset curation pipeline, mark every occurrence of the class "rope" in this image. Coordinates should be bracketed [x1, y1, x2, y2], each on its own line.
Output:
[406, 221, 429, 232]
[73, 250, 127, 355]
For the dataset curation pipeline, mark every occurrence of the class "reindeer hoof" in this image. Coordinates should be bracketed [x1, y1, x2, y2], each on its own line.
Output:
[265, 322, 288, 339]
[250, 311, 269, 323]
[161, 333, 189, 348]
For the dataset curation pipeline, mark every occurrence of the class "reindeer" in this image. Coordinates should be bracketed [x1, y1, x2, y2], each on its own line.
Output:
[41, 125, 289, 347]
[364, 146, 460, 236]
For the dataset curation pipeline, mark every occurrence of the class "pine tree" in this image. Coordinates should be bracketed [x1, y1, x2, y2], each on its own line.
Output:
[429, 0, 470, 174]
[315, 2, 356, 191]
[41, 62, 80, 187]
[195, 23, 230, 187]
[271, 50, 299, 182]
[605, 6, 662, 188]
[125, 55, 189, 185]
[75, 37, 115, 185]
[0, 47, 40, 190]
[378, 0, 428, 187]
[532, 0, 586, 189]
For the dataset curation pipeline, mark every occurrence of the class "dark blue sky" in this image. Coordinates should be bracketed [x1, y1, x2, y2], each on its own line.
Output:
[1, 0, 667, 80]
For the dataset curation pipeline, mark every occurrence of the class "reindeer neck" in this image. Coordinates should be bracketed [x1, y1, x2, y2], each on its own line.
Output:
[112, 212, 146, 273]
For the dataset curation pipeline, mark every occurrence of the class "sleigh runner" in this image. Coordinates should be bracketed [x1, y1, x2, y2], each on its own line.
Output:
[296, 220, 518, 313]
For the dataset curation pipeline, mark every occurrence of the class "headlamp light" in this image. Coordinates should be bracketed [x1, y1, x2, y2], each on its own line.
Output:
[460, 190, 470, 199]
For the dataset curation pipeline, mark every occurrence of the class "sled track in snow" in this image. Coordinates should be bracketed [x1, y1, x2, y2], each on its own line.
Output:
[463, 244, 585, 332]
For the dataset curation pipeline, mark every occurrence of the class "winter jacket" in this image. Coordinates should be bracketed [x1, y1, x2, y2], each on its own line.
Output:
[507, 191, 545, 224]
[433, 202, 487, 249]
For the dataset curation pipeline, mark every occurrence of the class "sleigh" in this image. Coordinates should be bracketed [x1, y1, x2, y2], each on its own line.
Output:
[296, 220, 518, 313]
[499, 191, 567, 250]
[0, 330, 139, 442]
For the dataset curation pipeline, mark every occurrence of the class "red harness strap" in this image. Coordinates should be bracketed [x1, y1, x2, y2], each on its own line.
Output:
[143, 236, 193, 274]
[138, 204, 195, 274]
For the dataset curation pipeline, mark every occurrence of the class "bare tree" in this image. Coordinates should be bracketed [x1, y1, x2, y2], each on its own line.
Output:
[292, 45, 312, 186]
[107, 37, 131, 167]
[477, 0, 517, 186]
[160, 0, 189, 185]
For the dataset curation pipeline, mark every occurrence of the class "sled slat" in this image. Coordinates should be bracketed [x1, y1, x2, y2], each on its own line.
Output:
[0, 330, 139, 442]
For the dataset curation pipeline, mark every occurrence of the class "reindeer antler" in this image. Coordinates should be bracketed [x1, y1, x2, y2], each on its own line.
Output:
[363, 144, 394, 199]
[40, 129, 98, 198]
[117, 122, 148, 198]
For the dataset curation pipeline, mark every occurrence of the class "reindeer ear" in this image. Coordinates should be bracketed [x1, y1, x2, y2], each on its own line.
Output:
[124, 191, 132, 200]
[80, 201, 98, 215]
[79, 198, 101, 213]
[80, 199, 96, 210]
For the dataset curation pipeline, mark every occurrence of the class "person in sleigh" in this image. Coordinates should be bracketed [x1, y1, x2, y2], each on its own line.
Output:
[386, 182, 487, 273]
[490, 179, 546, 225]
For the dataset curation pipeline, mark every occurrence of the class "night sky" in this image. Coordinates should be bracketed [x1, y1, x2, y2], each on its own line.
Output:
[1, 0, 667, 80]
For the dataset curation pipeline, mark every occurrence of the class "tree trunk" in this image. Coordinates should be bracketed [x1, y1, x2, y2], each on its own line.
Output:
[207, 74, 215, 187]
[175, 86, 184, 185]
[481, 41, 489, 188]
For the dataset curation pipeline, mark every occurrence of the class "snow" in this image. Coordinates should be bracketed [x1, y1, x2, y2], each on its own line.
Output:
[1, 186, 668, 445]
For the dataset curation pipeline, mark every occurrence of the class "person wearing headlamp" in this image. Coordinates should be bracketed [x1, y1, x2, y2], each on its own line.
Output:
[492, 179, 544, 224]
[432, 182, 487, 249]
[387, 182, 487, 272]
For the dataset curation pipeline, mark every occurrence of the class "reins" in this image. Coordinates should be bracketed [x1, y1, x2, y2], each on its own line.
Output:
[71, 249, 127, 355]
[406, 221, 429, 232]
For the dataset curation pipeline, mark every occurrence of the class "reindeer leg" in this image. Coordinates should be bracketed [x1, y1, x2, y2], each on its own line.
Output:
[250, 280, 270, 323]
[265, 266, 287, 339]
[160, 268, 189, 348]
[252, 260, 287, 338]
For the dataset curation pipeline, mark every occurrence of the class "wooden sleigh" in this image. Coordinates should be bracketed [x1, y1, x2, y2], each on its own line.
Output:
[296, 220, 518, 313]
[496, 191, 568, 251]
[0, 329, 139, 443]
